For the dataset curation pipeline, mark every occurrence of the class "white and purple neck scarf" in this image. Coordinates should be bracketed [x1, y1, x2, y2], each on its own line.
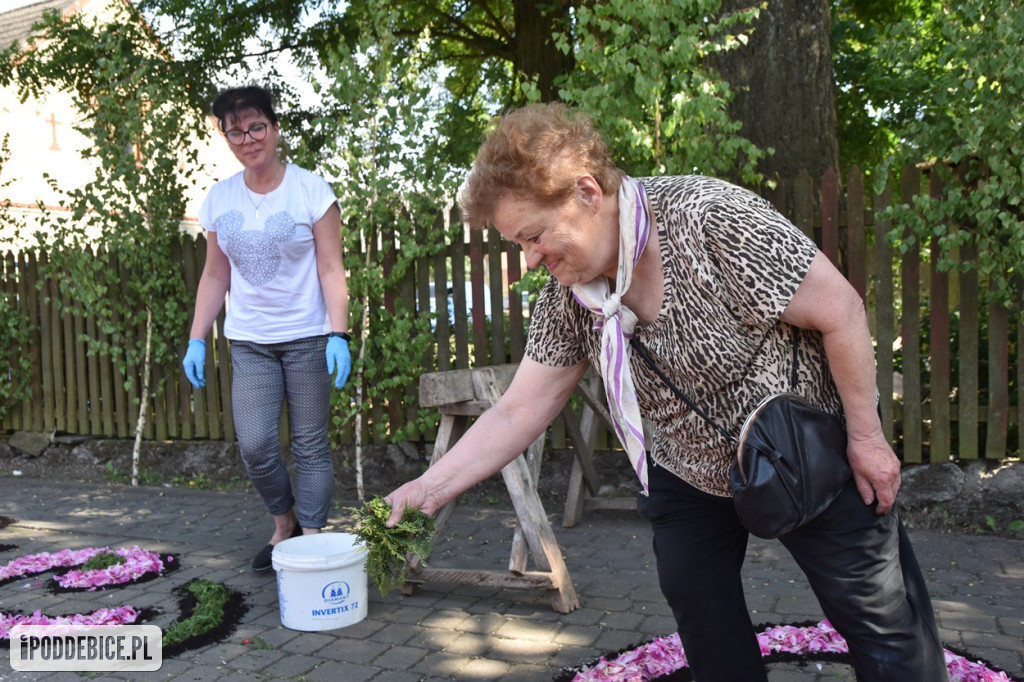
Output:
[571, 176, 651, 494]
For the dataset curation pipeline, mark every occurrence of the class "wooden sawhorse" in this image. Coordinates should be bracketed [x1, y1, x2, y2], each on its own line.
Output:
[560, 372, 637, 527]
[406, 364, 580, 613]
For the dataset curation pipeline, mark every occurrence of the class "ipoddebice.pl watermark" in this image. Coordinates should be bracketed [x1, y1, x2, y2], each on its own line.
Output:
[9, 624, 162, 672]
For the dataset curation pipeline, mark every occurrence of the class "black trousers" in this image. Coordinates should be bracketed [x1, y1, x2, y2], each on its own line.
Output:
[636, 457, 949, 682]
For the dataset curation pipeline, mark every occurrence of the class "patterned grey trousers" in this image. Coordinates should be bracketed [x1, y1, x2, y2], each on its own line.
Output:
[229, 336, 333, 528]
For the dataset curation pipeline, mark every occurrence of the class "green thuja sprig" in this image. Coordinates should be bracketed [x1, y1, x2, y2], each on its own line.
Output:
[81, 551, 125, 571]
[349, 496, 435, 597]
[163, 580, 230, 646]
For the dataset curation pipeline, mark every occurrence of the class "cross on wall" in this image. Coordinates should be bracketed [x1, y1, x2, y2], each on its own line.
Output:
[45, 111, 60, 151]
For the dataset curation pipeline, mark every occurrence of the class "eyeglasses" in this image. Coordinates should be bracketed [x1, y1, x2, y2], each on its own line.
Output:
[224, 122, 270, 145]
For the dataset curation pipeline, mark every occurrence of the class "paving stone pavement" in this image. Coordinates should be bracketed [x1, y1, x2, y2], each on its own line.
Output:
[1, 477, 1021, 681]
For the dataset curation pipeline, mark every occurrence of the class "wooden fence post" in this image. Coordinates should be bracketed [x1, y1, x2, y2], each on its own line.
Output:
[958, 240, 980, 460]
[451, 213, 469, 370]
[20, 251, 42, 431]
[506, 240, 525, 362]
[929, 174, 951, 463]
[873, 183, 895, 445]
[793, 170, 815, 240]
[899, 165, 923, 463]
[986, 302, 1009, 458]
[432, 237, 451, 373]
[846, 167, 867, 301]
[487, 228, 505, 365]
[1, 251, 17, 431]
[469, 228, 487, 367]
[820, 166, 840, 267]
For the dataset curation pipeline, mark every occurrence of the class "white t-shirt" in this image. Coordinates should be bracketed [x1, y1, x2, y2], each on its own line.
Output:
[198, 163, 338, 343]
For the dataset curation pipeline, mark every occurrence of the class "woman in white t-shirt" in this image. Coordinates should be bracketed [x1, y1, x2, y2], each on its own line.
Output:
[183, 85, 351, 574]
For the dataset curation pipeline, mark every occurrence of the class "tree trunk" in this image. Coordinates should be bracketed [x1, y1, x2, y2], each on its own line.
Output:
[710, 0, 840, 182]
[131, 307, 152, 487]
[513, 0, 574, 101]
[354, 236, 370, 504]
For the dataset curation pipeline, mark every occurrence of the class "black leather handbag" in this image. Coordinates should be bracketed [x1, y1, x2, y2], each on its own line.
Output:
[730, 391, 849, 537]
[631, 332, 851, 539]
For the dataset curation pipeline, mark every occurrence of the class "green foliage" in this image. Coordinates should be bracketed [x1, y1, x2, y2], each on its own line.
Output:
[162, 579, 231, 647]
[3, 3, 203, 394]
[553, 1, 765, 182]
[81, 551, 126, 571]
[135, 0, 514, 173]
[103, 462, 125, 483]
[348, 496, 435, 597]
[103, 462, 162, 486]
[0, 292, 31, 419]
[0, 137, 33, 418]
[831, 0, 946, 170]
[137, 0, 769, 183]
[980, 515, 1024, 536]
[871, 0, 1024, 317]
[293, 6, 457, 445]
[313, 1, 528, 171]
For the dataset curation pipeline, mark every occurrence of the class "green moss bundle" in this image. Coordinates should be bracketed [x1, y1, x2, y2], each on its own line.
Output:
[81, 551, 126, 571]
[349, 496, 435, 597]
[162, 579, 230, 647]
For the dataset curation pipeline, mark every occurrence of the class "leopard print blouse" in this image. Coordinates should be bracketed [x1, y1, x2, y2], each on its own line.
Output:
[525, 175, 844, 497]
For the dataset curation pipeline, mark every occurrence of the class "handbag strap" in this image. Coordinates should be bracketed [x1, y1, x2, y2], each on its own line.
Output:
[789, 327, 800, 388]
[629, 337, 738, 445]
[630, 326, 802, 448]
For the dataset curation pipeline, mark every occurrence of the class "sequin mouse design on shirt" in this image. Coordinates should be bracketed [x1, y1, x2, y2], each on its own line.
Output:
[214, 209, 297, 287]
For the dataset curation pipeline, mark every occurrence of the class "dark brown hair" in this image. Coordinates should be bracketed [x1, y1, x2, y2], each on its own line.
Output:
[211, 85, 279, 131]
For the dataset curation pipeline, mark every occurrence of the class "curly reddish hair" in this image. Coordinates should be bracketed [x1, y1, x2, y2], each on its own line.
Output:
[458, 103, 623, 228]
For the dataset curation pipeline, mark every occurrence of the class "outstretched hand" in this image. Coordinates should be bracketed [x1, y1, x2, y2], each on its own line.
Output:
[326, 335, 351, 389]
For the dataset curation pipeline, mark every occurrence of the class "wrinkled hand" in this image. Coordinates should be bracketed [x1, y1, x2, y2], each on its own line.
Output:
[846, 431, 901, 514]
[182, 339, 206, 389]
[384, 479, 439, 528]
[326, 335, 351, 389]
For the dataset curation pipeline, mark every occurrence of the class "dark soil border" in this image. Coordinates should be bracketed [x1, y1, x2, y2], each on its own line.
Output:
[159, 579, 249, 658]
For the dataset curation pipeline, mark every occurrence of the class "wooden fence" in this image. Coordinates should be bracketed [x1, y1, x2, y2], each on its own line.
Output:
[1, 166, 1020, 463]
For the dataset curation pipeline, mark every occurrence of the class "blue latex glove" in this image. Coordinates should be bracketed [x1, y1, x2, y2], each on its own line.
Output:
[183, 339, 206, 389]
[326, 335, 351, 389]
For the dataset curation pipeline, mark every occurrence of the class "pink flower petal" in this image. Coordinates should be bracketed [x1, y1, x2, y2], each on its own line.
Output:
[571, 621, 1011, 681]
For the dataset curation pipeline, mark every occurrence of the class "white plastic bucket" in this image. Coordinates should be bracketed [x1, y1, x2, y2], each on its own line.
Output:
[271, 532, 368, 631]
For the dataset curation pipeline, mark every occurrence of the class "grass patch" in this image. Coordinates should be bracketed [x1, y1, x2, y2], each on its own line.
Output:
[103, 463, 161, 486]
[168, 473, 218, 489]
